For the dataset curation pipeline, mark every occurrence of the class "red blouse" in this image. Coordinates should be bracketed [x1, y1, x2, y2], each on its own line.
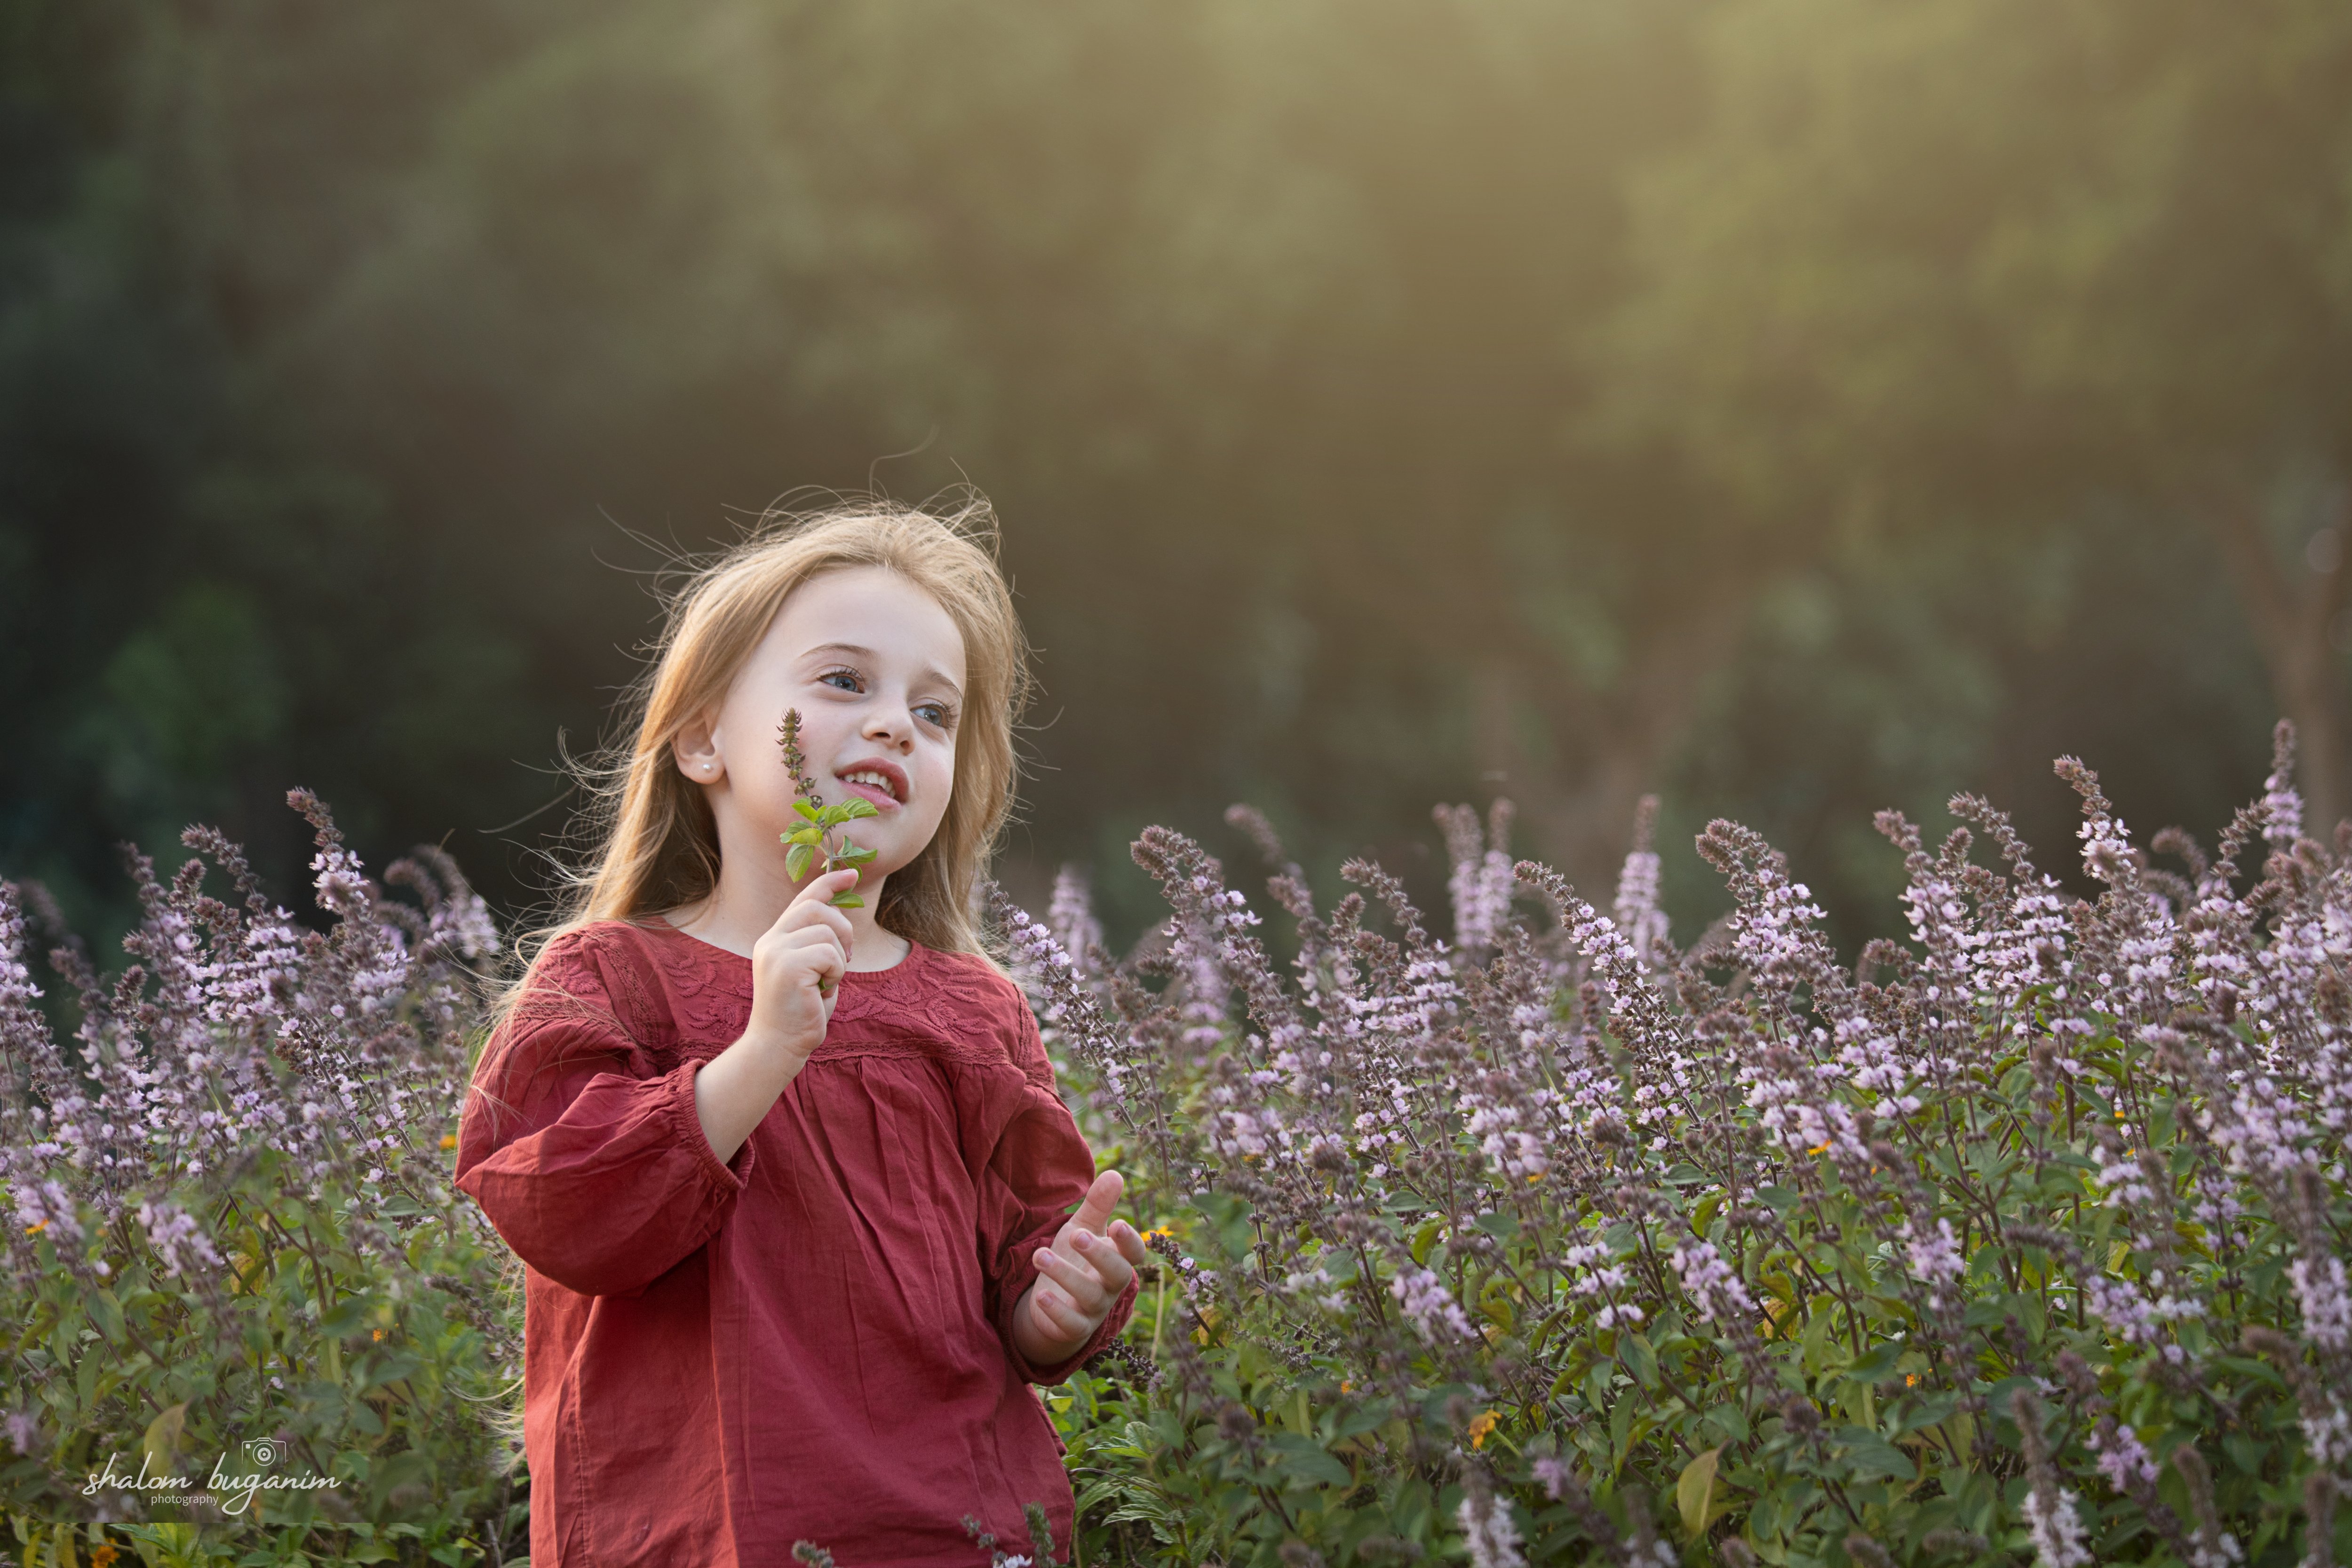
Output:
[453, 919, 1134, 1566]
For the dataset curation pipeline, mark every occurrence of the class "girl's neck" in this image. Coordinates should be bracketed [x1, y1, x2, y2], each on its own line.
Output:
[667, 866, 912, 971]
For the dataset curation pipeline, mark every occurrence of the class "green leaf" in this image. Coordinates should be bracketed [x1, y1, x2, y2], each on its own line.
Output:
[1263, 1433, 1353, 1489]
[1835, 1425, 1917, 1483]
[1845, 1342, 1903, 1383]
[785, 842, 815, 883]
[1930, 1407, 1978, 1471]
[829, 893, 865, 908]
[320, 1296, 371, 1337]
[1677, 1446, 1722, 1537]
[1799, 1305, 1834, 1375]
[1620, 1329, 1661, 1390]
[793, 800, 822, 822]
[838, 798, 881, 820]
[839, 844, 878, 865]
[142, 1402, 187, 1478]
[89, 1287, 125, 1346]
[368, 1448, 430, 1504]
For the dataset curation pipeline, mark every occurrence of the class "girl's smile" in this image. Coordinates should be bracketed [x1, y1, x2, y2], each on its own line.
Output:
[834, 756, 909, 810]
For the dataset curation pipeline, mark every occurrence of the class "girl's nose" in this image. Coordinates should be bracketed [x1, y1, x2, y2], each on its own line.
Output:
[864, 701, 914, 749]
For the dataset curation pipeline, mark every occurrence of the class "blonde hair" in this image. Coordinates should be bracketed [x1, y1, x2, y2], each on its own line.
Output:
[491, 493, 1030, 1039]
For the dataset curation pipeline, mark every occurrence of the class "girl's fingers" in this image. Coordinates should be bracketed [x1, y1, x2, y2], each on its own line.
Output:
[775, 922, 847, 958]
[773, 928, 847, 979]
[1072, 1229, 1134, 1295]
[1028, 1281, 1091, 1342]
[1032, 1244, 1108, 1312]
[776, 896, 855, 947]
[786, 867, 861, 913]
[768, 874, 857, 947]
[1069, 1170, 1124, 1235]
[1107, 1219, 1150, 1269]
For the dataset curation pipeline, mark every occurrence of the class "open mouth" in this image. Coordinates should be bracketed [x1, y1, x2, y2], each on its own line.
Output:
[835, 763, 907, 809]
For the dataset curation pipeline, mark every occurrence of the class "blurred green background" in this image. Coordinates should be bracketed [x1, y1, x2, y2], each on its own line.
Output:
[5, 0, 2349, 951]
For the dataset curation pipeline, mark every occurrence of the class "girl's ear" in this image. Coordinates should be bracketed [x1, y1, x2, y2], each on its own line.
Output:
[672, 713, 723, 784]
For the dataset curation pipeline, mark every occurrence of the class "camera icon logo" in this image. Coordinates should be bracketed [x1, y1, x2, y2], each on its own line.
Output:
[240, 1438, 280, 1467]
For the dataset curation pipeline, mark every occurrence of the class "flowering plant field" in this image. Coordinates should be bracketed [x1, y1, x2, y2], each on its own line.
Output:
[1015, 728, 2352, 1568]
[0, 796, 524, 1565]
[4, 728, 2349, 1568]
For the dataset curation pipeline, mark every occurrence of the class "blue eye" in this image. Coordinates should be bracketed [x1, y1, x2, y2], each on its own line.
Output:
[915, 701, 955, 729]
[820, 669, 861, 692]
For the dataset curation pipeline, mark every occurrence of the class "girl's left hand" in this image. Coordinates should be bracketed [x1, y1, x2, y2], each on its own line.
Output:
[1017, 1170, 1150, 1360]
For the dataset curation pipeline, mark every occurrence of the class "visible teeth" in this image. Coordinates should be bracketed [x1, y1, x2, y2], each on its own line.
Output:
[842, 771, 896, 800]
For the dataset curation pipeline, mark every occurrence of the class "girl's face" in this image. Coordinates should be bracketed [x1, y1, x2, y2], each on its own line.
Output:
[676, 565, 966, 888]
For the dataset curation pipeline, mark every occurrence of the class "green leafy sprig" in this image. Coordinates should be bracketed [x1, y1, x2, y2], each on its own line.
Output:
[777, 708, 879, 908]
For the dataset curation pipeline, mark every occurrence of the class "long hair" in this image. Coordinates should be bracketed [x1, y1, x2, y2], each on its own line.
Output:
[485, 492, 1030, 1052]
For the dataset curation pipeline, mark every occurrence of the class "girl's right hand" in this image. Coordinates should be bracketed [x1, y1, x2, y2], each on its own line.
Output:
[744, 868, 859, 1063]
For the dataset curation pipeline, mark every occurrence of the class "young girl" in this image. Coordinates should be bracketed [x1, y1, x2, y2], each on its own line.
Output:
[455, 499, 1146, 1565]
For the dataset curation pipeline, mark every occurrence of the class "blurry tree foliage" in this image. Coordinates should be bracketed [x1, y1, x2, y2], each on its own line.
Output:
[1599, 0, 2352, 817]
[0, 0, 2334, 950]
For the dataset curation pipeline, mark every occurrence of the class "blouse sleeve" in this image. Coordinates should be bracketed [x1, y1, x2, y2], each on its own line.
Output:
[453, 934, 756, 1298]
[973, 994, 1139, 1385]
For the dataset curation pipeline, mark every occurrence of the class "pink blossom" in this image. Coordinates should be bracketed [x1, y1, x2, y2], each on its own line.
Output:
[1391, 1266, 1477, 1342]
[2021, 1487, 2093, 1568]
[1457, 1490, 1525, 1568]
